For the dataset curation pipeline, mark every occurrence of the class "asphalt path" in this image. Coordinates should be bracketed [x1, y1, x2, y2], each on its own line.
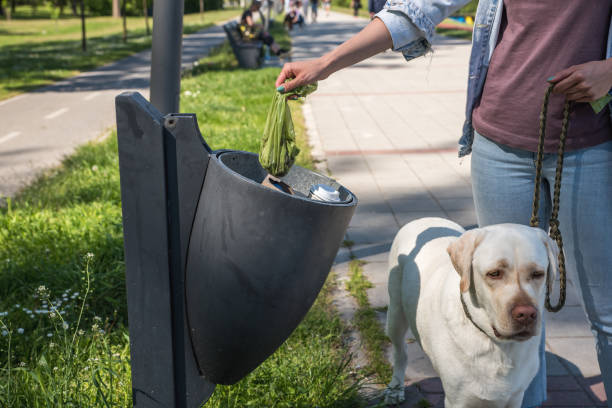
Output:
[0, 22, 230, 200]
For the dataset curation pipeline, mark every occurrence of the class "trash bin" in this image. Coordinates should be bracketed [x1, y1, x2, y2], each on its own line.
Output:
[115, 92, 357, 406]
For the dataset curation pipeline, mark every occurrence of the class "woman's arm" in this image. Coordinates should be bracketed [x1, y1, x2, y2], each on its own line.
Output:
[275, 17, 393, 92]
[550, 58, 612, 102]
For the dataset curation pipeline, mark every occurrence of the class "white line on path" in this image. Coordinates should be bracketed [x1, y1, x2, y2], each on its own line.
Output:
[44, 107, 69, 120]
[84, 92, 101, 101]
[0, 94, 26, 108]
[0, 131, 21, 145]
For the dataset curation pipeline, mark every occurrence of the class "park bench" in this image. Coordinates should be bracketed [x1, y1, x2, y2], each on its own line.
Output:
[223, 21, 263, 69]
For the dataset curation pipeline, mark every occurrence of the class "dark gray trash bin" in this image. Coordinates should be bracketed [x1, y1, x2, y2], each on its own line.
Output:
[223, 21, 263, 69]
[115, 92, 357, 407]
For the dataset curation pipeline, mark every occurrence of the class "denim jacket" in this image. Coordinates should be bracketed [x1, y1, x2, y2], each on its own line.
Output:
[376, 0, 612, 157]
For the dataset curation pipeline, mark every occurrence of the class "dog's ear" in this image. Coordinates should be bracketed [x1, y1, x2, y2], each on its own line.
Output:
[534, 228, 559, 287]
[447, 229, 485, 293]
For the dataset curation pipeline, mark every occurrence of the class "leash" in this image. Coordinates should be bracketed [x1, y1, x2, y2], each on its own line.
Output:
[461, 84, 570, 334]
[530, 83, 571, 313]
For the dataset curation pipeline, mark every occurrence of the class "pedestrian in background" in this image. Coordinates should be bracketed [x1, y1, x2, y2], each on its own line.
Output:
[368, 0, 384, 19]
[311, 0, 319, 22]
[302, 0, 310, 22]
[350, 0, 361, 17]
[275, 1, 612, 407]
[323, 0, 331, 16]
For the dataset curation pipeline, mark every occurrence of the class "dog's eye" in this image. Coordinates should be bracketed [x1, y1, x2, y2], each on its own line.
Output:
[531, 270, 545, 279]
[486, 270, 503, 279]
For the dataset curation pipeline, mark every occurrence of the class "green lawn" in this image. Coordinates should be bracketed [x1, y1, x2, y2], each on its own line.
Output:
[0, 8, 240, 101]
[0, 23, 366, 407]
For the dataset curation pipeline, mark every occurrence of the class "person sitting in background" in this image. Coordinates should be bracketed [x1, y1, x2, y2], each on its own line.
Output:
[284, 0, 305, 30]
[241, 0, 288, 56]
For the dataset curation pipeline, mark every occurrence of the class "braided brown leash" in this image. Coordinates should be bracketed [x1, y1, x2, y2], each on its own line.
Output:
[530, 84, 571, 313]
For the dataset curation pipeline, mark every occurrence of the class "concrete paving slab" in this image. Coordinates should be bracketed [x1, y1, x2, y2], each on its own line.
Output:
[547, 337, 601, 377]
[545, 306, 594, 338]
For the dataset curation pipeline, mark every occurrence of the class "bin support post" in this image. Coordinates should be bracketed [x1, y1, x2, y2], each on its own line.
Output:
[150, 0, 184, 114]
[116, 92, 215, 407]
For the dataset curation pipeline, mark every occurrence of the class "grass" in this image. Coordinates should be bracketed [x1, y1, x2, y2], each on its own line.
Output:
[0, 22, 366, 407]
[0, 8, 241, 101]
[345, 259, 392, 385]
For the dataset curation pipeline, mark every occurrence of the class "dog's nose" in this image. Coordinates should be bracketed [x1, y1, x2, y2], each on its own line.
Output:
[511, 305, 537, 325]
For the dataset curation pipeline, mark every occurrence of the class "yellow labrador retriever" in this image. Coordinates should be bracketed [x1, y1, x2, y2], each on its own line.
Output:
[384, 217, 558, 408]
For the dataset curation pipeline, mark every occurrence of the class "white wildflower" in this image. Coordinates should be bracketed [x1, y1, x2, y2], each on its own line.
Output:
[17, 328, 24, 334]
[62, 322, 69, 330]
[47, 332, 53, 337]
[1, 330, 8, 336]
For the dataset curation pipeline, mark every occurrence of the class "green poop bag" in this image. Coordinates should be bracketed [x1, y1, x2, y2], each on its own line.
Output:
[259, 82, 318, 177]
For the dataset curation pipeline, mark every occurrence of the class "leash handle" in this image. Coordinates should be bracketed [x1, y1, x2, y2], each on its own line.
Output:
[530, 84, 570, 313]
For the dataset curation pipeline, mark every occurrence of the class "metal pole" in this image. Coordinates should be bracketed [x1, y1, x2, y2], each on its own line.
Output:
[150, 0, 184, 114]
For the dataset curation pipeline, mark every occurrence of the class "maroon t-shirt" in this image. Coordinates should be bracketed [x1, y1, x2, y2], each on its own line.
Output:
[472, 0, 612, 153]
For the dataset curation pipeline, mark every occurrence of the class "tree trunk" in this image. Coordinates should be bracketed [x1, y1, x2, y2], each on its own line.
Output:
[80, 0, 86, 51]
[112, 0, 120, 18]
[10, 0, 15, 14]
[199, 0, 204, 22]
[71, 0, 77, 16]
[143, 0, 150, 35]
[0, 0, 5, 17]
[122, 0, 127, 43]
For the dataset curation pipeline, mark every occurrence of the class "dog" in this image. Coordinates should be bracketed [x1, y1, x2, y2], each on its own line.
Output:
[383, 217, 558, 408]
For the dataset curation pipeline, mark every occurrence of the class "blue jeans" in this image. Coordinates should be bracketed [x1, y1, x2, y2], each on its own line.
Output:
[471, 132, 612, 408]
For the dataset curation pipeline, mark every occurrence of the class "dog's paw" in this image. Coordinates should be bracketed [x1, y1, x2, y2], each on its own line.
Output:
[383, 385, 405, 405]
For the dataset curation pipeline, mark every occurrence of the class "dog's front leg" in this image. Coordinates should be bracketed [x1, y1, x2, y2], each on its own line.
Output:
[384, 266, 408, 405]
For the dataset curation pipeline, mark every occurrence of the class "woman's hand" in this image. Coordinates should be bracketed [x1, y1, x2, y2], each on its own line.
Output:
[550, 59, 612, 102]
[275, 58, 330, 93]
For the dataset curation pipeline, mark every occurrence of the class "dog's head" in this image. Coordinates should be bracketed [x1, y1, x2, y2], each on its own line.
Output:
[447, 224, 558, 342]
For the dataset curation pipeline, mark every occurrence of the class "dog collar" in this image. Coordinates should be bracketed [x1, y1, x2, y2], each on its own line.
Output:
[460, 293, 489, 337]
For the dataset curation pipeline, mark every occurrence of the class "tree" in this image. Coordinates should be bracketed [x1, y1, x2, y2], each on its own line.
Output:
[142, 0, 150, 35]
[112, 0, 119, 17]
[80, 0, 86, 51]
[199, 0, 204, 22]
[122, 0, 127, 43]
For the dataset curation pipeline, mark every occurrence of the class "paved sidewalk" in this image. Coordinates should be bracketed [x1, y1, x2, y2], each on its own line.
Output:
[0, 20, 234, 200]
[293, 11, 607, 407]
